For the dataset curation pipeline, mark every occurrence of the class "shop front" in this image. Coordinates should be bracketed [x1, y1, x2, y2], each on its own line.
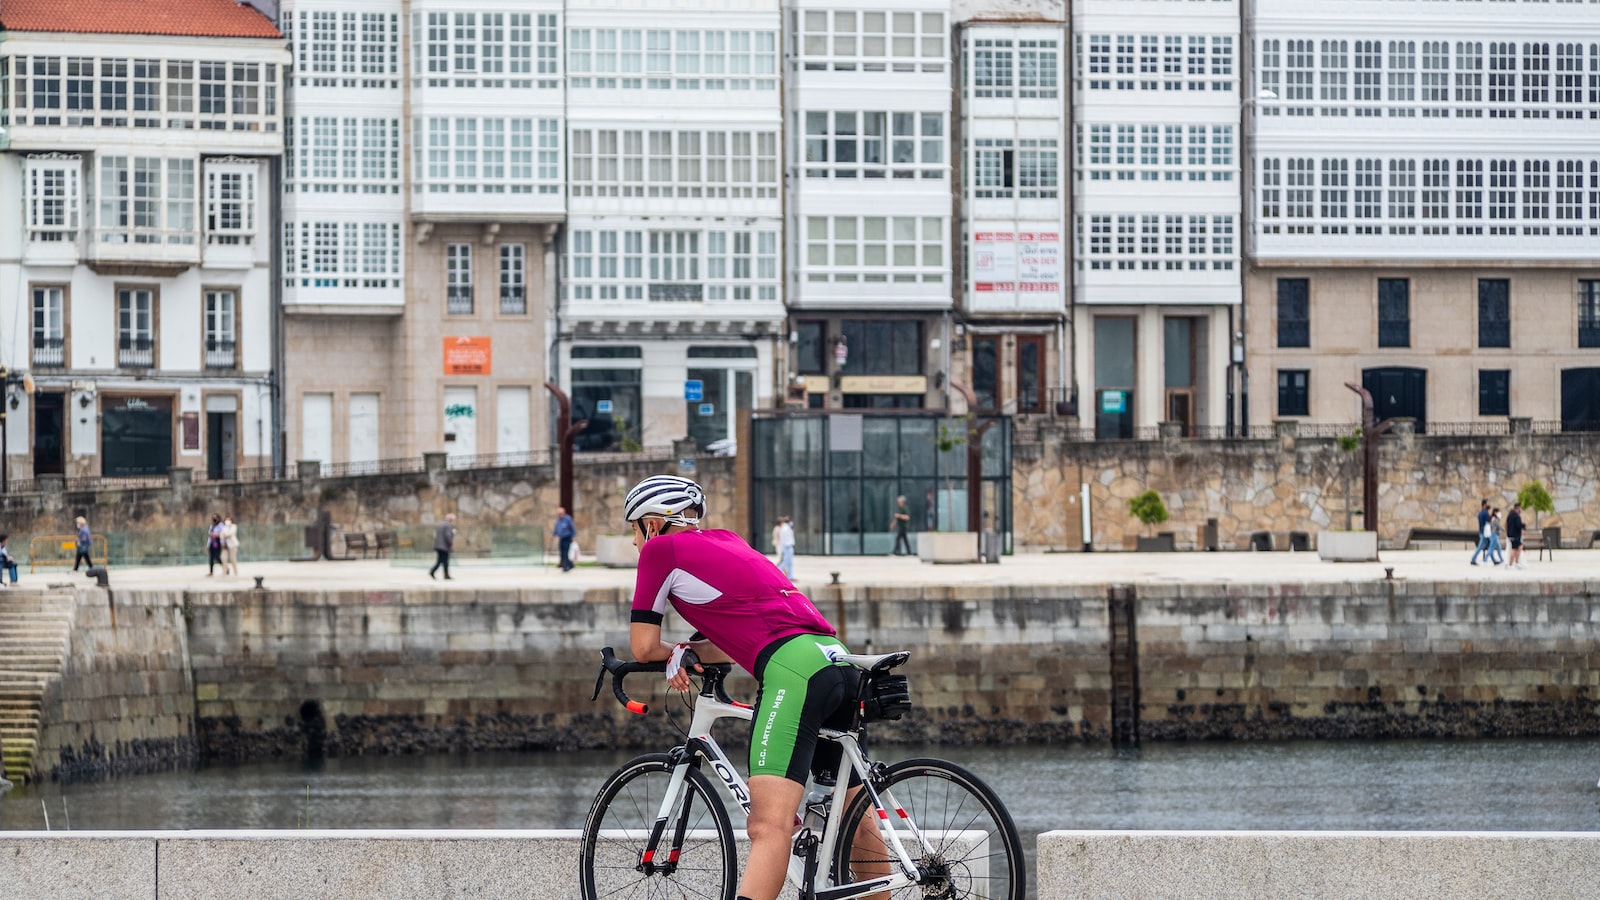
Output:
[101, 394, 174, 476]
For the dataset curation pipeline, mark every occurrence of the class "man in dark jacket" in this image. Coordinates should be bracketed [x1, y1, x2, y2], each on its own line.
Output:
[552, 506, 576, 571]
[1505, 504, 1525, 569]
[429, 513, 456, 580]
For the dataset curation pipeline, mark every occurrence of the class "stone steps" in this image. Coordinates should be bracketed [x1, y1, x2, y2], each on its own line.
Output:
[0, 592, 72, 783]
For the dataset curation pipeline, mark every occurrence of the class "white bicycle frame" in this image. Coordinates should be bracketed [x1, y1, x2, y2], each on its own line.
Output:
[650, 685, 929, 899]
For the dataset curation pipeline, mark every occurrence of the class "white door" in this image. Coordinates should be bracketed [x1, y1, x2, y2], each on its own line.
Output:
[302, 393, 333, 471]
[349, 392, 380, 464]
[497, 386, 531, 454]
[443, 386, 477, 461]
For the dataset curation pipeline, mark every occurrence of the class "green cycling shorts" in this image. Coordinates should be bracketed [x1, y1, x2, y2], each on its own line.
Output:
[749, 634, 857, 784]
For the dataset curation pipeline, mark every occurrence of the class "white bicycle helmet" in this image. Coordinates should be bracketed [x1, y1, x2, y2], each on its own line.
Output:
[623, 475, 706, 527]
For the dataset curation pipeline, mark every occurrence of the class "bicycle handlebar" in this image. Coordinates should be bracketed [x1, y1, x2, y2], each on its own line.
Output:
[591, 646, 737, 715]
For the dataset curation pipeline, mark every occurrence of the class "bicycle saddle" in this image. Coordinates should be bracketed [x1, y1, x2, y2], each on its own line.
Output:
[835, 650, 910, 673]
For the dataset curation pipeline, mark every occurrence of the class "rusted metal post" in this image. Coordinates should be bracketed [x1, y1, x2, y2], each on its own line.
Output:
[545, 382, 589, 515]
[1344, 383, 1395, 535]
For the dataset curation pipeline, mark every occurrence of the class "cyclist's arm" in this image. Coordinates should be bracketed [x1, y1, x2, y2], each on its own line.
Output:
[628, 622, 731, 665]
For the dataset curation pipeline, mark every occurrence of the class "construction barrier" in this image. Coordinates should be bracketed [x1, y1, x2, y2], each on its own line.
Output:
[28, 534, 108, 572]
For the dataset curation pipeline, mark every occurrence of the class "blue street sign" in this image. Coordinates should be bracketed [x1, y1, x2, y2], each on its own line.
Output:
[596, 400, 613, 414]
[698, 403, 715, 417]
[684, 380, 704, 401]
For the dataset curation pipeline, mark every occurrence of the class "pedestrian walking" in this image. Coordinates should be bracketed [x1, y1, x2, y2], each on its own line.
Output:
[0, 534, 19, 587]
[206, 514, 224, 576]
[553, 506, 577, 572]
[1487, 508, 1506, 566]
[1468, 499, 1491, 565]
[1506, 504, 1526, 569]
[891, 495, 912, 556]
[774, 515, 796, 578]
[221, 515, 240, 576]
[429, 513, 456, 580]
[72, 516, 94, 572]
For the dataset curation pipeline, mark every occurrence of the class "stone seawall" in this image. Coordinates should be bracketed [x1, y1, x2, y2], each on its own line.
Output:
[171, 578, 1600, 769]
[34, 588, 197, 781]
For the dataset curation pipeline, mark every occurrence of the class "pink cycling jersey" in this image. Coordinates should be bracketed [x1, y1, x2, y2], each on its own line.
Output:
[630, 528, 835, 675]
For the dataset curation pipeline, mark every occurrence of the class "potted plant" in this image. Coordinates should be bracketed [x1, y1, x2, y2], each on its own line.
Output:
[1129, 490, 1175, 552]
[1517, 481, 1557, 550]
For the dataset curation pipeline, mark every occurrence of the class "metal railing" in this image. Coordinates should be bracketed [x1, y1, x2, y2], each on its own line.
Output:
[204, 338, 237, 369]
[63, 474, 171, 492]
[31, 337, 65, 368]
[446, 287, 474, 315]
[318, 457, 426, 478]
[499, 287, 527, 315]
[445, 450, 553, 470]
[118, 336, 155, 368]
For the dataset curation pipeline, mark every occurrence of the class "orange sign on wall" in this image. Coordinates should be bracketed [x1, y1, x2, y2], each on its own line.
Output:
[444, 336, 492, 375]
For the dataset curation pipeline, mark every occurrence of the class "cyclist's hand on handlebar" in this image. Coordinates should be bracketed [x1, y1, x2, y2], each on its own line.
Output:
[666, 642, 703, 693]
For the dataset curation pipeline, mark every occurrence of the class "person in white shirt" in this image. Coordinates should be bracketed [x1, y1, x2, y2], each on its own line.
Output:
[773, 515, 796, 578]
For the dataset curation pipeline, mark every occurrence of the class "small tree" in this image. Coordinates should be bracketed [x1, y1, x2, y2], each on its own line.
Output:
[1336, 429, 1362, 531]
[933, 420, 966, 531]
[1128, 490, 1169, 536]
[1517, 481, 1555, 531]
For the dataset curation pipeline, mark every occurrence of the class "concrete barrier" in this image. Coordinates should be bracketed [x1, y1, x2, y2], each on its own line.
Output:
[1038, 830, 1600, 899]
[9, 829, 1600, 898]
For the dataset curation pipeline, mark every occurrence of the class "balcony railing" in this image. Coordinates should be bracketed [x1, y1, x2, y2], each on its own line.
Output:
[118, 336, 155, 368]
[205, 338, 237, 370]
[447, 287, 474, 315]
[500, 287, 527, 315]
[32, 336, 65, 368]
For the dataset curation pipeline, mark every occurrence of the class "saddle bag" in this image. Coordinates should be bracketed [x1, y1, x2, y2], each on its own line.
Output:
[859, 672, 912, 722]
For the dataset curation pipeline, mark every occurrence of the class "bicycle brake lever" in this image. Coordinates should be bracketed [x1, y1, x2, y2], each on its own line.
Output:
[591, 665, 606, 702]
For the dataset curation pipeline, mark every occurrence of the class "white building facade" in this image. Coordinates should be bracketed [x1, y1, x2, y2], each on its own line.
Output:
[1247, 0, 1600, 431]
[279, 0, 561, 470]
[559, 0, 784, 452]
[0, 6, 288, 481]
[784, 0, 955, 411]
[955, 10, 1068, 417]
[1072, 0, 1241, 437]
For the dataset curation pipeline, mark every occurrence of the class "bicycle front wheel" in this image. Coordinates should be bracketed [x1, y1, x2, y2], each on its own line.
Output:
[833, 757, 1025, 900]
[580, 752, 737, 900]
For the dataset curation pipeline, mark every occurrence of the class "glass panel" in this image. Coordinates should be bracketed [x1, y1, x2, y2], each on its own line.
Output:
[897, 418, 936, 476]
[1094, 317, 1136, 386]
[862, 417, 898, 476]
[1164, 318, 1194, 388]
[828, 480, 862, 555]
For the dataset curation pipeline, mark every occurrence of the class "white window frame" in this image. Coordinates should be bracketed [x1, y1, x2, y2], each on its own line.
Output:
[447, 243, 473, 313]
[499, 243, 527, 314]
[25, 155, 81, 242]
[205, 161, 256, 245]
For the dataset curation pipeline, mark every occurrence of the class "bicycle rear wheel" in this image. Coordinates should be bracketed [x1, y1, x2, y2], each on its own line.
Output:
[832, 757, 1025, 900]
[580, 752, 737, 900]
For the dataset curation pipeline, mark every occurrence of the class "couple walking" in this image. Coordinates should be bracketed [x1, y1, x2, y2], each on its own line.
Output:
[1468, 499, 1526, 569]
[207, 514, 240, 576]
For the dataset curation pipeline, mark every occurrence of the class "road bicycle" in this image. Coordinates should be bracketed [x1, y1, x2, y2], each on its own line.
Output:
[581, 645, 1025, 900]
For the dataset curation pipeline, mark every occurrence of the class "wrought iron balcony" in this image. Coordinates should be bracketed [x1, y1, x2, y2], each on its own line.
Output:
[118, 335, 155, 368]
[499, 287, 527, 315]
[32, 336, 65, 368]
[447, 287, 474, 315]
[205, 338, 237, 370]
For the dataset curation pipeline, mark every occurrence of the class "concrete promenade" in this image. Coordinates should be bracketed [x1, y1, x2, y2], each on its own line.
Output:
[3, 830, 1600, 899]
[48, 545, 1600, 594]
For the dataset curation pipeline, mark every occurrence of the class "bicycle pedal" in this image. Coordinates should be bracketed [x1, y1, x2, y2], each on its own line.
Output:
[791, 828, 818, 857]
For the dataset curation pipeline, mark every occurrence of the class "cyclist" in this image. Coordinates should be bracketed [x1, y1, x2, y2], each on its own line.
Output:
[624, 474, 859, 900]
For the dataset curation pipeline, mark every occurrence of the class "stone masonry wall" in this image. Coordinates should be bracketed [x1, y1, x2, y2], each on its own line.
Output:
[1011, 423, 1600, 551]
[35, 587, 197, 781]
[179, 577, 1600, 767]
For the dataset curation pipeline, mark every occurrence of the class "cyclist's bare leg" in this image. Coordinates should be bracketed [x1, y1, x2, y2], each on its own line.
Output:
[845, 784, 891, 900]
[737, 774, 806, 900]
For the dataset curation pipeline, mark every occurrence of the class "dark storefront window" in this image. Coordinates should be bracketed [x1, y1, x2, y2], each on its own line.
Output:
[571, 366, 642, 451]
[1478, 369, 1510, 416]
[972, 337, 999, 409]
[795, 321, 826, 374]
[1578, 280, 1600, 349]
[1277, 369, 1309, 416]
[840, 320, 921, 374]
[1378, 278, 1410, 347]
[751, 412, 1010, 556]
[101, 395, 173, 476]
[1277, 278, 1310, 347]
[1477, 279, 1510, 348]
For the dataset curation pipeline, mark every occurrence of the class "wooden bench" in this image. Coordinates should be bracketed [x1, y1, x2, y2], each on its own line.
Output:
[1523, 527, 1565, 561]
[374, 531, 395, 558]
[341, 532, 371, 559]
